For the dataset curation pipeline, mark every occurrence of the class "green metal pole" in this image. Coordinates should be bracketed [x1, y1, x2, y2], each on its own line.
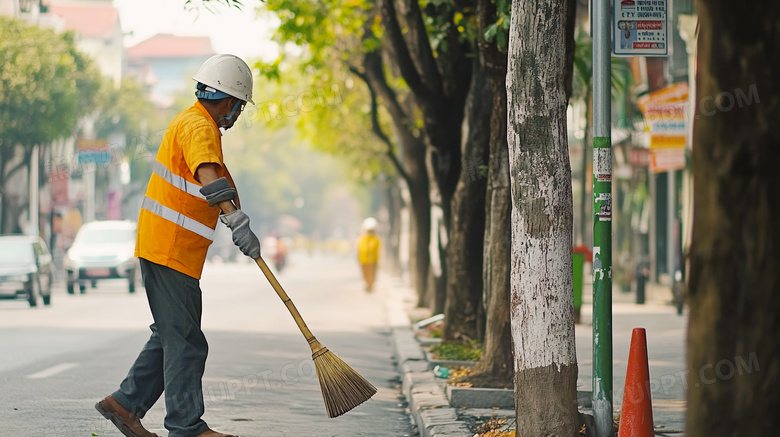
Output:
[592, 0, 613, 435]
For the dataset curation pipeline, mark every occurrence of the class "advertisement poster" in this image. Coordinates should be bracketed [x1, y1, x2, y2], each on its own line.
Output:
[637, 82, 689, 172]
[613, 0, 668, 56]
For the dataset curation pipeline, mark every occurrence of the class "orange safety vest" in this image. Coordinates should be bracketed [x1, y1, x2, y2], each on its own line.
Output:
[135, 101, 239, 279]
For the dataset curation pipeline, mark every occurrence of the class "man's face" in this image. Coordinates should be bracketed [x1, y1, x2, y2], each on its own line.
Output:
[217, 97, 246, 129]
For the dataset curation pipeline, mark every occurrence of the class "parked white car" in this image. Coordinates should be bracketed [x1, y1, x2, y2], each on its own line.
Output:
[0, 235, 55, 307]
[64, 220, 140, 294]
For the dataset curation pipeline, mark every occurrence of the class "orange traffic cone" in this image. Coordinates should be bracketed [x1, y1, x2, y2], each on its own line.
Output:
[618, 327, 654, 437]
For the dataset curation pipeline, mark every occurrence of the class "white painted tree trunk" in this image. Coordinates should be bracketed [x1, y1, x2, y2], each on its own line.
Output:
[506, 0, 579, 434]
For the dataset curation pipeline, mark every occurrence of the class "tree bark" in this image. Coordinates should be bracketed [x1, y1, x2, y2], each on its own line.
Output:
[507, 0, 579, 434]
[384, 177, 403, 276]
[0, 143, 10, 233]
[443, 58, 490, 342]
[0, 145, 32, 234]
[408, 161, 432, 305]
[474, 0, 513, 381]
[686, 2, 780, 435]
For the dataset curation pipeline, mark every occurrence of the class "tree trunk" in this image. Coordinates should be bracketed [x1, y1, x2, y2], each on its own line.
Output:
[378, 0, 472, 312]
[686, 2, 780, 435]
[443, 59, 490, 342]
[0, 143, 10, 233]
[0, 145, 32, 234]
[507, 0, 579, 434]
[384, 178, 403, 276]
[407, 155, 431, 306]
[473, 0, 513, 381]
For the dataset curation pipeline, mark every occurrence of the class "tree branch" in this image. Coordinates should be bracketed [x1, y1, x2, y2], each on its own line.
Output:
[5, 147, 32, 182]
[363, 52, 409, 131]
[348, 65, 412, 185]
[379, 0, 436, 102]
[403, 0, 444, 93]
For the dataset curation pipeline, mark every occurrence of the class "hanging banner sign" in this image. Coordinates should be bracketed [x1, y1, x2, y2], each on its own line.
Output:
[649, 148, 686, 173]
[613, 0, 668, 56]
[77, 138, 111, 164]
[637, 82, 688, 172]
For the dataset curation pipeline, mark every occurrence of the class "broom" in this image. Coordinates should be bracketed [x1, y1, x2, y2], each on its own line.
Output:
[254, 256, 377, 417]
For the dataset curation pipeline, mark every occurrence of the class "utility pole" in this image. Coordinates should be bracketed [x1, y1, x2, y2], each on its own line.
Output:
[592, 0, 613, 435]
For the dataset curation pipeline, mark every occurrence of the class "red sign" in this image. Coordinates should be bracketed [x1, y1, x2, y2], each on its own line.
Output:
[629, 147, 650, 167]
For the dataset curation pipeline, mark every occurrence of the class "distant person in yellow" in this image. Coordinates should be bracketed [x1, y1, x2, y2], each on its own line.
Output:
[357, 217, 380, 292]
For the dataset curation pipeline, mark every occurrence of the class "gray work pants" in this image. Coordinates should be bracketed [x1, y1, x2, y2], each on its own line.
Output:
[112, 258, 210, 437]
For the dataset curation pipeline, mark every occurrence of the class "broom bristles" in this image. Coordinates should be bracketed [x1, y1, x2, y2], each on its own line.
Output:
[312, 347, 377, 418]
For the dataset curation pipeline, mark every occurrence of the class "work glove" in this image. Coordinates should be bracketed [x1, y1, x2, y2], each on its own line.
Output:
[220, 209, 261, 259]
[199, 177, 237, 207]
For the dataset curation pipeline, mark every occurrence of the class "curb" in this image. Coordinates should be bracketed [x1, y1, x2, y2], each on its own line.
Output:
[392, 326, 472, 437]
[386, 281, 606, 437]
[387, 284, 472, 437]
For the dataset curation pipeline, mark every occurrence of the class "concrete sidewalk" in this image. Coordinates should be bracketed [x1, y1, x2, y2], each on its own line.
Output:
[384, 276, 688, 437]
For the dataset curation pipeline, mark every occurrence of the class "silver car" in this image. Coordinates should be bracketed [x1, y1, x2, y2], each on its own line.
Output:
[64, 220, 140, 294]
[0, 235, 55, 307]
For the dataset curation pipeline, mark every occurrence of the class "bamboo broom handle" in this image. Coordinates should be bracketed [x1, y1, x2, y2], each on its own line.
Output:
[254, 257, 324, 353]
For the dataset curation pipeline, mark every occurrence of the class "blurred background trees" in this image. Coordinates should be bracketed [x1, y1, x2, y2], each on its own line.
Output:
[0, 16, 101, 233]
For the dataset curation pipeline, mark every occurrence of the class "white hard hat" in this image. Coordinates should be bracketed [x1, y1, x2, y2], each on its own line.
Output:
[193, 54, 254, 104]
[362, 217, 378, 231]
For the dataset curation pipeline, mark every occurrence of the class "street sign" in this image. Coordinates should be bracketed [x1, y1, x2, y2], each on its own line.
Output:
[637, 82, 688, 172]
[77, 138, 111, 165]
[613, 0, 668, 56]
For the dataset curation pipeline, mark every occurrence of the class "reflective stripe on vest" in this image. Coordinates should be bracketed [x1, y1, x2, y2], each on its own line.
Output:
[141, 197, 214, 241]
[153, 161, 206, 200]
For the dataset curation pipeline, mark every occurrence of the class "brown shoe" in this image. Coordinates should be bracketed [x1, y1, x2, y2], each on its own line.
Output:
[195, 429, 239, 437]
[95, 395, 159, 437]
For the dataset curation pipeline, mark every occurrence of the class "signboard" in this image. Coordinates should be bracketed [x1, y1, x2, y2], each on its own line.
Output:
[637, 82, 688, 172]
[613, 0, 668, 56]
[649, 148, 686, 172]
[629, 147, 650, 167]
[77, 138, 111, 164]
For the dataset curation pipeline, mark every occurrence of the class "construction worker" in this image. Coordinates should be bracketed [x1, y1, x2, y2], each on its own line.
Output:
[357, 217, 381, 292]
[95, 54, 259, 437]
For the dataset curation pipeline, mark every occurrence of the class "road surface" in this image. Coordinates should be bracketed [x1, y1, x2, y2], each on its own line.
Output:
[0, 252, 414, 437]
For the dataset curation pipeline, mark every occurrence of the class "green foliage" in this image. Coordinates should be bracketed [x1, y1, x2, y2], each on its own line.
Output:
[430, 340, 482, 362]
[260, 0, 370, 73]
[571, 30, 593, 103]
[184, 0, 243, 12]
[483, 0, 511, 52]
[254, 1, 391, 184]
[94, 78, 156, 141]
[0, 16, 101, 147]
[571, 29, 630, 104]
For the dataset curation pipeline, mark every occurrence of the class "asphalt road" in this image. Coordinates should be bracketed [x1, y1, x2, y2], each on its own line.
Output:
[0, 252, 414, 437]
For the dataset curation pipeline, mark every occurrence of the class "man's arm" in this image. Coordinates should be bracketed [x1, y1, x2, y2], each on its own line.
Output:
[196, 163, 236, 214]
[197, 163, 260, 259]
